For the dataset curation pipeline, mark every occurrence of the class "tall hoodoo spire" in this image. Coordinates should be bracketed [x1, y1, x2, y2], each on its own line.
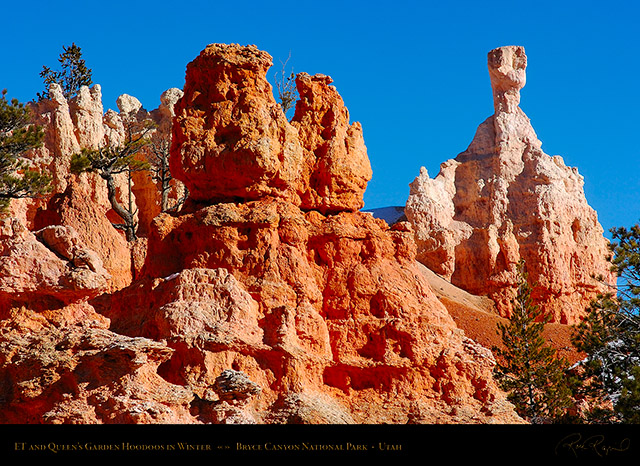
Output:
[405, 45, 614, 324]
[488, 46, 527, 114]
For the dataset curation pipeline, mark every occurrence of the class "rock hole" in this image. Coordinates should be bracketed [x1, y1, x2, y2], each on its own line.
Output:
[571, 218, 581, 242]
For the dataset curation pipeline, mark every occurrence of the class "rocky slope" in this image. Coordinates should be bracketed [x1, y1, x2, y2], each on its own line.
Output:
[405, 46, 614, 324]
[0, 43, 524, 424]
[419, 263, 583, 365]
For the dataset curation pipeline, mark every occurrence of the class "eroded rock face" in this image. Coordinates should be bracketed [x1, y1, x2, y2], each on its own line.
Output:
[0, 219, 110, 311]
[34, 177, 134, 291]
[100, 198, 521, 423]
[170, 44, 304, 205]
[488, 45, 527, 114]
[0, 82, 197, 424]
[15, 82, 187, 289]
[0, 305, 193, 424]
[0, 43, 524, 425]
[69, 85, 105, 150]
[292, 73, 372, 213]
[405, 46, 614, 324]
[94, 43, 523, 424]
[170, 43, 371, 214]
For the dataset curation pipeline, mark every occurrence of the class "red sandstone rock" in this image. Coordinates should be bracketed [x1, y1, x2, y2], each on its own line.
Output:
[292, 73, 371, 213]
[170, 44, 304, 204]
[8, 81, 187, 289]
[170, 43, 371, 214]
[0, 218, 109, 310]
[0, 304, 193, 424]
[99, 196, 523, 423]
[133, 87, 187, 236]
[0, 43, 526, 425]
[405, 46, 614, 324]
[34, 178, 134, 291]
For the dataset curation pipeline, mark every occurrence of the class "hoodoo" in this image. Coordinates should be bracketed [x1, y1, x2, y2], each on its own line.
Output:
[106, 43, 523, 424]
[0, 43, 525, 424]
[405, 46, 614, 324]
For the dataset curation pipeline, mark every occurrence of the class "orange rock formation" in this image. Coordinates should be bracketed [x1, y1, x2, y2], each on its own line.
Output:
[170, 44, 371, 214]
[100, 43, 521, 423]
[0, 43, 531, 424]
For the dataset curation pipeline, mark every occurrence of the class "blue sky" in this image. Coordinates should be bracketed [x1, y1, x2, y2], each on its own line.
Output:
[2, 0, 638, 236]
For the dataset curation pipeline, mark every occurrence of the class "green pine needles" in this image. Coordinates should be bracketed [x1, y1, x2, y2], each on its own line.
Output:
[70, 119, 152, 242]
[38, 43, 93, 101]
[0, 89, 50, 213]
[571, 225, 640, 423]
[493, 260, 573, 423]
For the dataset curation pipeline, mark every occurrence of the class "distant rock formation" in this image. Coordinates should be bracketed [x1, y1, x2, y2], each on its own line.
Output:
[405, 45, 614, 324]
[0, 83, 192, 424]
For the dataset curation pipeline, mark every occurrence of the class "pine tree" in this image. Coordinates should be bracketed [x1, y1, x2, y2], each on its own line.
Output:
[617, 366, 640, 423]
[572, 224, 640, 423]
[70, 119, 151, 241]
[38, 43, 93, 101]
[0, 89, 50, 212]
[493, 260, 573, 423]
